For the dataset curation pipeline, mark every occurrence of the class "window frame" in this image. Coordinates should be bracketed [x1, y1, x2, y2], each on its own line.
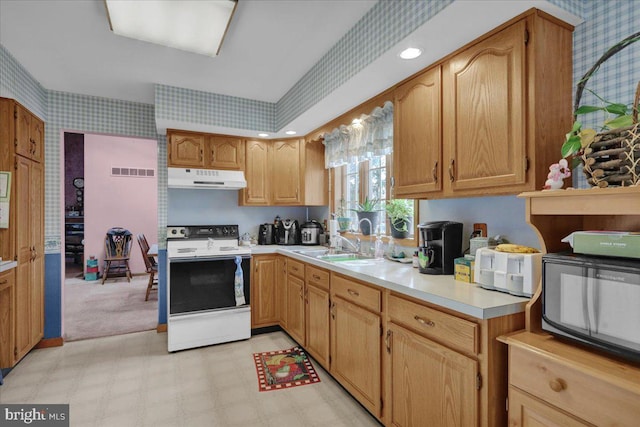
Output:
[330, 154, 418, 244]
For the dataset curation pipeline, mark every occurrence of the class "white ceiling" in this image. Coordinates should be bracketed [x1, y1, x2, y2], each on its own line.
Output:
[0, 0, 582, 138]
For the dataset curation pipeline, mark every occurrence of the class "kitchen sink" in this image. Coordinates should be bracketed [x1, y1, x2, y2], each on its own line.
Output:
[292, 249, 377, 265]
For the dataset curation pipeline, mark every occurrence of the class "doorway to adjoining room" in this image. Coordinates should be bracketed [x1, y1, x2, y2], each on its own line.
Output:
[62, 132, 158, 341]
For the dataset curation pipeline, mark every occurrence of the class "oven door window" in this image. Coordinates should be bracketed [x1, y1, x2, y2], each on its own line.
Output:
[169, 256, 251, 315]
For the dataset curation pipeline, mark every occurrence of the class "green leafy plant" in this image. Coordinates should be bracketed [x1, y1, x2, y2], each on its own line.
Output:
[350, 196, 380, 212]
[561, 31, 640, 168]
[385, 199, 413, 232]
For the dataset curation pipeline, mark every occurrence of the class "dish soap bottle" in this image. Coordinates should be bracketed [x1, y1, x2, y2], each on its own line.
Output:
[234, 256, 246, 306]
[374, 233, 384, 259]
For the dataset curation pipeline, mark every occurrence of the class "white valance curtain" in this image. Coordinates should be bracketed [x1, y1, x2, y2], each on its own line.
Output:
[322, 100, 393, 168]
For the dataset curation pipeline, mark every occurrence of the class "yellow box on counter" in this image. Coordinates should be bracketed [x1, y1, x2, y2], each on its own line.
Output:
[454, 256, 475, 283]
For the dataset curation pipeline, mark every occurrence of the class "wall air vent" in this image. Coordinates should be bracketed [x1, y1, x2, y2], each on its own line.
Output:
[111, 167, 155, 177]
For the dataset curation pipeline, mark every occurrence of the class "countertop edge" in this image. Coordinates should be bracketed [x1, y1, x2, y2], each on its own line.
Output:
[0, 261, 17, 273]
[250, 245, 528, 320]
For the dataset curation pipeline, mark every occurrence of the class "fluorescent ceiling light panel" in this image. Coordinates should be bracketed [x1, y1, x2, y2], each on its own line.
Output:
[105, 0, 237, 56]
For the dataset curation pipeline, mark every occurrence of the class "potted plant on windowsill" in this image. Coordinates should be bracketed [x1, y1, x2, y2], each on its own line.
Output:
[350, 196, 380, 236]
[385, 199, 413, 239]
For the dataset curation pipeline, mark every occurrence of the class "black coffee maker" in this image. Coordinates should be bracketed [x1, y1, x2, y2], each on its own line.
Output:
[417, 221, 463, 275]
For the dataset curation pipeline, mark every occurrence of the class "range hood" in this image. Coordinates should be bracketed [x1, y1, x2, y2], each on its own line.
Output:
[168, 167, 247, 190]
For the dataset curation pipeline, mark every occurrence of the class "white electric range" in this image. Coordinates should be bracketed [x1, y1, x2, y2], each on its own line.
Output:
[166, 225, 251, 352]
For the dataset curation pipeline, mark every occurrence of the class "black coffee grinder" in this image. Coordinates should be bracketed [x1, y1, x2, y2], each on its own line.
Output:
[417, 221, 463, 275]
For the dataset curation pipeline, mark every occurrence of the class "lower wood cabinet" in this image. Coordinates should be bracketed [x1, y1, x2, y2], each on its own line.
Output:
[285, 274, 306, 345]
[276, 255, 288, 328]
[501, 331, 640, 427]
[251, 255, 278, 328]
[330, 289, 382, 418]
[386, 322, 478, 426]
[305, 265, 330, 369]
[0, 269, 15, 368]
[252, 255, 524, 426]
[508, 386, 589, 427]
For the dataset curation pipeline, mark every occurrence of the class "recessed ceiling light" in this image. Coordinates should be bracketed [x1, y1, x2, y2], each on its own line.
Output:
[258, 133, 269, 137]
[104, 0, 237, 57]
[285, 130, 297, 135]
[399, 47, 422, 60]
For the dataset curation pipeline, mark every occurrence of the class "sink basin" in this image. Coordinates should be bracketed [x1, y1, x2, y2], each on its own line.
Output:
[316, 253, 374, 262]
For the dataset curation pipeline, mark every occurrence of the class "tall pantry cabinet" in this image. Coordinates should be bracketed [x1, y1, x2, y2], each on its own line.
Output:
[0, 98, 45, 368]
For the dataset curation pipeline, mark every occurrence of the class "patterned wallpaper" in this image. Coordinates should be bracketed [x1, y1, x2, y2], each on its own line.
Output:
[0, 45, 47, 119]
[3, 0, 640, 254]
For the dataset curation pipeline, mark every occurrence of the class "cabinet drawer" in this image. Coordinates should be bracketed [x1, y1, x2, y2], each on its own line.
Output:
[287, 259, 305, 279]
[331, 274, 380, 312]
[510, 345, 640, 426]
[388, 295, 478, 355]
[306, 265, 329, 291]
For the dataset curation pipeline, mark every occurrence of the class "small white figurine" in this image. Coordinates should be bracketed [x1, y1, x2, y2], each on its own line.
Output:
[544, 158, 571, 190]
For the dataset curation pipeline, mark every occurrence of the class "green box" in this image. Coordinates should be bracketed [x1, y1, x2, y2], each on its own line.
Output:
[566, 231, 640, 259]
[84, 272, 98, 281]
[454, 257, 475, 283]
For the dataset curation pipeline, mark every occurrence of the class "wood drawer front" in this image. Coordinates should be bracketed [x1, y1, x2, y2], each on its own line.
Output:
[287, 259, 305, 279]
[331, 274, 380, 312]
[510, 345, 640, 426]
[306, 265, 329, 291]
[388, 295, 478, 355]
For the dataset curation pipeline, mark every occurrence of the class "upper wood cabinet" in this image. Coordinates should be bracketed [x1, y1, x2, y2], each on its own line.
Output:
[391, 10, 573, 199]
[207, 135, 245, 170]
[393, 66, 442, 197]
[271, 139, 303, 205]
[443, 20, 527, 194]
[168, 131, 205, 167]
[240, 138, 327, 206]
[15, 103, 44, 163]
[241, 140, 270, 205]
[167, 130, 245, 170]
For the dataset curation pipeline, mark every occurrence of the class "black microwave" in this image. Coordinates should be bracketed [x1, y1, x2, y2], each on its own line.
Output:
[542, 253, 640, 363]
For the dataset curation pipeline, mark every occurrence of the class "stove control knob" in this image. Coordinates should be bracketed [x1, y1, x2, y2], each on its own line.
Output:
[171, 229, 177, 235]
[180, 228, 186, 236]
[223, 227, 229, 235]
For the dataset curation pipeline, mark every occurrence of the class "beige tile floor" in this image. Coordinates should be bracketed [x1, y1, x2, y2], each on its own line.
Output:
[0, 331, 381, 427]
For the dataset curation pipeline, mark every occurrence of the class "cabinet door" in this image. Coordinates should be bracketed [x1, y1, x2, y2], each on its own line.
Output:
[394, 66, 442, 197]
[509, 387, 590, 427]
[443, 20, 527, 194]
[29, 161, 44, 346]
[168, 132, 205, 167]
[305, 283, 330, 369]
[387, 323, 478, 427]
[15, 104, 32, 160]
[29, 115, 44, 164]
[271, 140, 302, 205]
[251, 255, 278, 328]
[241, 140, 270, 205]
[330, 296, 381, 417]
[286, 274, 305, 345]
[208, 136, 245, 170]
[276, 256, 288, 328]
[0, 270, 15, 368]
[14, 156, 32, 362]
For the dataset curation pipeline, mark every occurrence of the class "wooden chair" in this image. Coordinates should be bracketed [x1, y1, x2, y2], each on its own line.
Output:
[137, 233, 158, 301]
[102, 227, 132, 284]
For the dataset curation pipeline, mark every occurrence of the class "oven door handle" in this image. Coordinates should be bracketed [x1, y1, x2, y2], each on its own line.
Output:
[169, 254, 251, 263]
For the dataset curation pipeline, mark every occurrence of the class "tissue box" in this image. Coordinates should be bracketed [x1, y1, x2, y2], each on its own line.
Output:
[562, 231, 640, 259]
[454, 256, 475, 283]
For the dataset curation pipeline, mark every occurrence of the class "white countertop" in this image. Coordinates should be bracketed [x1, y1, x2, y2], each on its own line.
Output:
[251, 245, 529, 320]
[0, 260, 17, 273]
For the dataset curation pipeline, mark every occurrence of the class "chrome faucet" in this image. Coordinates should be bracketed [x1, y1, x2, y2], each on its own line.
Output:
[358, 217, 373, 236]
[333, 235, 360, 253]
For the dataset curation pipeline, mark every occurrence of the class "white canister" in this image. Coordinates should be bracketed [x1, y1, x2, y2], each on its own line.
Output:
[470, 237, 489, 256]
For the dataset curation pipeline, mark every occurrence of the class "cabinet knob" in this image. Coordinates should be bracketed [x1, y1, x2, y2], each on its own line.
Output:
[549, 378, 566, 393]
[312, 274, 321, 281]
[0, 280, 7, 285]
[385, 329, 392, 354]
[347, 289, 359, 297]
